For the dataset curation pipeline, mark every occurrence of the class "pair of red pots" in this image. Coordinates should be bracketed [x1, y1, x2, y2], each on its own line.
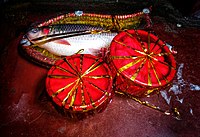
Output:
[46, 29, 176, 118]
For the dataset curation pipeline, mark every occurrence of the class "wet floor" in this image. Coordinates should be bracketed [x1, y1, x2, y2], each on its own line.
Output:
[0, 1, 200, 137]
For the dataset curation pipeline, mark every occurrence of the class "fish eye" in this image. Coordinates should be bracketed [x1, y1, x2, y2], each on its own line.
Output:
[30, 28, 39, 33]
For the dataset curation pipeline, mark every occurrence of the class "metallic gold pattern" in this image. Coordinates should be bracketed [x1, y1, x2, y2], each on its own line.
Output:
[113, 39, 145, 55]
[47, 75, 76, 79]
[55, 65, 76, 76]
[147, 61, 152, 86]
[130, 58, 147, 81]
[118, 58, 143, 73]
[85, 75, 111, 79]
[110, 29, 177, 93]
[149, 59, 162, 86]
[52, 81, 77, 97]
[38, 12, 144, 31]
[46, 54, 113, 112]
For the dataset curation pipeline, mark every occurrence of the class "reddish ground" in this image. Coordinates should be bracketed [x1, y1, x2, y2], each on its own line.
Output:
[0, 1, 200, 137]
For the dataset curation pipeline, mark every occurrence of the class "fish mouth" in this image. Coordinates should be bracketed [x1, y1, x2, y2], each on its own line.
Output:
[20, 35, 31, 46]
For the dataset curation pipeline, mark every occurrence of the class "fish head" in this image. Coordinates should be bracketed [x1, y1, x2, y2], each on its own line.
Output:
[26, 27, 45, 40]
[20, 27, 50, 46]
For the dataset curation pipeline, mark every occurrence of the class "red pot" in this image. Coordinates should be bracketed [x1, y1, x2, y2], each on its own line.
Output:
[46, 54, 113, 117]
[109, 30, 176, 96]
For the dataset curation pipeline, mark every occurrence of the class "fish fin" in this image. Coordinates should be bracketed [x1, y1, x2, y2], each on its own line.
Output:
[43, 28, 50, 35]
[89, 48, 108, 57]
[89, 48, 99, 55]
[54, 39, 71, 45]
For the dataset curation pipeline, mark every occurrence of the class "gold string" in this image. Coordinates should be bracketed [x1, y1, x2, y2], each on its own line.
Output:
[115, 90, 181, 119]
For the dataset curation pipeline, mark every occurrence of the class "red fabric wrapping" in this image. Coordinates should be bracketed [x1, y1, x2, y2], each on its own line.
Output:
[109, 30, 176, 96]
[46, 54, 113, 113]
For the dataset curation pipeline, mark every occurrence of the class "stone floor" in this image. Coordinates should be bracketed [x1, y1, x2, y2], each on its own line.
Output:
[0, 1, 200, 137]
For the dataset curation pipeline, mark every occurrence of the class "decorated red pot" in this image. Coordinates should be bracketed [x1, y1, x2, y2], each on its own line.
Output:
[46, 54, 113, 118]
[109, 30, 176, 96]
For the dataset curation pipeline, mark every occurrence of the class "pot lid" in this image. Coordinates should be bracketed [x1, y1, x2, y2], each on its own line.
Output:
[110, 30, 176, 87]
[46, 54, 113, 112]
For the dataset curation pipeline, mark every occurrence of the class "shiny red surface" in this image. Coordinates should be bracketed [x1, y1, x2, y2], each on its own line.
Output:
[46, 54, 113, 112]
[109, 30, 176, 96]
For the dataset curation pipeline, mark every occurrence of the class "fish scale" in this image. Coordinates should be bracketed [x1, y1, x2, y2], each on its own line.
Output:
[49, 24, 104, 35]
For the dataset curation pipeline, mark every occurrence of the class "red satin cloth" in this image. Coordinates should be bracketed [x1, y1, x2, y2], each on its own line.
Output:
[46, 54, 113, 112]
[109, 30, 176, 96]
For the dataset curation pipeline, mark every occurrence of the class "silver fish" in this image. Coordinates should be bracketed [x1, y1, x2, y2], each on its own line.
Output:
[21, 24, 117, 56]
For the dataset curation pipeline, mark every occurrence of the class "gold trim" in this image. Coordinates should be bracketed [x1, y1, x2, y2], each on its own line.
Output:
[110, 55, 139, 60]
[130, 58, 147, 81]
[118, 58, 143, 73]
[116, 90, 181, 119]
[82, 59, 102, 77]
[133, 30, 146, 52]
[75, 49, 84, 54]
[113, 40, 146, 55]
[69, 87, 78, 107]
[55, 66, 77, 76]
[151, 39, 160, 51]
[147, 61, 152, 86]
[149, 59, 162, 86]
[80, 54, 83, 75]
[154, 43, 166, 53]
[80, 81, 86, 107]
[81, 82, 96, 108]
[63, 58, 79, 74]
[85, 75, 111, 79]
[85, 62, 104, 75]
[62, 79, 80, 106]
[52, 80, 78, 97]
[88, 81, 106, 94]
[48, 75, 76, 79]
[151, 57, 176, 70]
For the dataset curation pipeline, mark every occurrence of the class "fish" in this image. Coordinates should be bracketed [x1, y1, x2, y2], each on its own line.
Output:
[21, 24, 117, 56]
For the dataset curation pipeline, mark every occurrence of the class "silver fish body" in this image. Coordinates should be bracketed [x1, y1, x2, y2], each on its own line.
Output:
[41, 33, 117, 56]
[21, 24, 117, 56]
